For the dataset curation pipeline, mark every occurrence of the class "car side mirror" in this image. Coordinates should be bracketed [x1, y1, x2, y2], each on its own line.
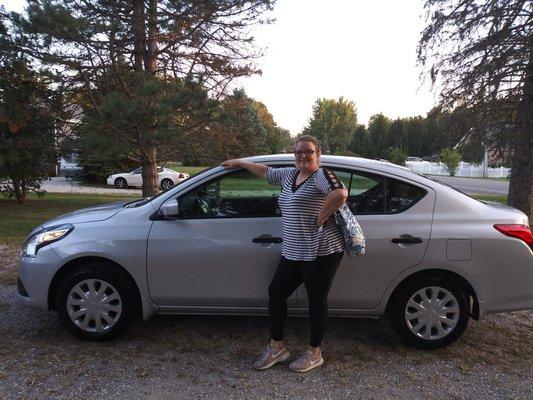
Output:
[160, 199, 180, 219]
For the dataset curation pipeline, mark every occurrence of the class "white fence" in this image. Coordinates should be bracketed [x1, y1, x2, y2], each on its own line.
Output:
[405, 161, 510, 178]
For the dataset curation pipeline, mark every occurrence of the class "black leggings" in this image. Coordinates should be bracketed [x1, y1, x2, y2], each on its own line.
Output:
[268, 252, 343, 347]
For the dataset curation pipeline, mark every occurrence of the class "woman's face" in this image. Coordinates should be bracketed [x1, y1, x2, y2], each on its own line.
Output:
[294, 140, 320, 173]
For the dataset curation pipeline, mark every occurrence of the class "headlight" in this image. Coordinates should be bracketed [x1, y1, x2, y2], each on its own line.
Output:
[21, 224, 74, 258]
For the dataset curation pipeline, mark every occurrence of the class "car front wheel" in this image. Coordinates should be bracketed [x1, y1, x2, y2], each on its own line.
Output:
[114, 177, 127, 189]
[388, 275, 470, 349]
[160, 178, 174, 190]
[55, 264, 137, 341]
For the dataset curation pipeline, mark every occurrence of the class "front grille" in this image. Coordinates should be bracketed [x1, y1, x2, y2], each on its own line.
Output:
[17, 277, 29, 297]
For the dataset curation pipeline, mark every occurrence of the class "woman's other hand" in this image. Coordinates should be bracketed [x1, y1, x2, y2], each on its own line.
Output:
[317, 215, 333, 229]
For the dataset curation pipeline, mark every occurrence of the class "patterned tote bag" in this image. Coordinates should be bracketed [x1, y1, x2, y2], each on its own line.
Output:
[333, 204, 366, 257]
[314, 171, 366, 257]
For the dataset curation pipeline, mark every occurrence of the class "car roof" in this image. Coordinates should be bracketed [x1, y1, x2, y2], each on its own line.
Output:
[243, 154, 423, 182]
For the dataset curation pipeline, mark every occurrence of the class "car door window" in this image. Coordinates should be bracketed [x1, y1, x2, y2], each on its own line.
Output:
[132, 168, 142, 174]
[346, 171, 386, 214]
[385, 178, 426, 213]
[179, 169, 282, 218]
[327, 168, 425, 215]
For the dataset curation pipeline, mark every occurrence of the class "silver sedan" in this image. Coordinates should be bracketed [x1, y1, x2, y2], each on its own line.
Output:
[17, 155, 533, 348]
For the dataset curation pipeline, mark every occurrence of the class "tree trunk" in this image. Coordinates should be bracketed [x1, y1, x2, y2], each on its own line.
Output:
[141, 146, 159, 197]
[508, 39, 533, 220]
[132, 0, 146, 72]
[12, 178, 25, 204]
[146, 0, 158, 75]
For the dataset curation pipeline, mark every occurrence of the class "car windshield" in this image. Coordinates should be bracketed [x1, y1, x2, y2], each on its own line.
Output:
[122, 165, 218, 208]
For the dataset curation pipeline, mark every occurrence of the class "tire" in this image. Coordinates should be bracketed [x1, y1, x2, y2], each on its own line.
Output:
[161, 178, 174, 190]
[114, 177, 127, 189]
[55, 263, 137, 341]
[387, 275, 470, 349]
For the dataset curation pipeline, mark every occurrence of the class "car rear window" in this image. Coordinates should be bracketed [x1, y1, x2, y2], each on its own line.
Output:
[329, 169, 426, 215]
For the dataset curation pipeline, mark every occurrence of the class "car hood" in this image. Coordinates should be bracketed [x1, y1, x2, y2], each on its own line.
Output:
[40, 201, 128, 230]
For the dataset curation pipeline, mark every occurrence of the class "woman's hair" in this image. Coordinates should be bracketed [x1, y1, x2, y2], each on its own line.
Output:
[294, 135, 321, 155]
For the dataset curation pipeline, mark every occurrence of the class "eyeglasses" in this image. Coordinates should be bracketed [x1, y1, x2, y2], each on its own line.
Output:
[294, 149, 315, 157]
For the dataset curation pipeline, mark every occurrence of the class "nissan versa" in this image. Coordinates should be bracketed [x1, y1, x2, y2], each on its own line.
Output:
[17, 155, 533, 349]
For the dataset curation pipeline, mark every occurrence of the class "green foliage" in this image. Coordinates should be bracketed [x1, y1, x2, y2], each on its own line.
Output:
[0, 57, 57, 203]
[9, 0, 275, 196]
[366, 114, 391, 158]
[418, 0, 532, 218]
[456, 142, 484, 164]
[348, 125, 371, 157]
[73, 75, 215, 182]
[441, 147, 462, 177]
[346, 106, 482, 162]
[388, 147, 407, 166]
[303, 97, 357, 154]
[180, 89, 291, 166]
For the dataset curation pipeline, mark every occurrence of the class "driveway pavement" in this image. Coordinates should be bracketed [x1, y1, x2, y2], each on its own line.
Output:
[42, 177, 142, 195]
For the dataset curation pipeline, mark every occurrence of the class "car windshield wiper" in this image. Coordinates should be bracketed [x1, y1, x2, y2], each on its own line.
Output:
[123, 197, 153, 208]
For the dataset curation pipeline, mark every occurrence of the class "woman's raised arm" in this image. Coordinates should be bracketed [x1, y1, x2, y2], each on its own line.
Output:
[220, 159, 268, 179]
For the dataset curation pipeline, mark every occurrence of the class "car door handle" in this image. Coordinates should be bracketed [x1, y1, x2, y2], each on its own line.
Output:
[391, 237, 423, 244]
[252, 236, 283, 244]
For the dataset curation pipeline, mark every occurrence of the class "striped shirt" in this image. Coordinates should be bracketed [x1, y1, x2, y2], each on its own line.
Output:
[266, 166, 345, 261]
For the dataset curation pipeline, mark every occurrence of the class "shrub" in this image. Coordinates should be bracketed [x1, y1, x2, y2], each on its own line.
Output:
[441, 147, 462, 176]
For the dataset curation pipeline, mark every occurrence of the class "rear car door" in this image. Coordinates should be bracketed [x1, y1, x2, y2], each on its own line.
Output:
[298, 167, 435, 310]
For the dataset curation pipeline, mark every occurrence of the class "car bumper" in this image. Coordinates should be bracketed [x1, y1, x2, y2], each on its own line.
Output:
[17, 246, 63, 312]
[106, 177, 114, 185]
[476, 257, 533, 317]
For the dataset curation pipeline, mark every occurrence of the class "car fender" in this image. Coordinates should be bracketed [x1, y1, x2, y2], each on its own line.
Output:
[374, 260, 480, 317]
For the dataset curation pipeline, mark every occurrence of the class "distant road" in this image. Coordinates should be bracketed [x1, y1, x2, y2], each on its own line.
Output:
[427, 175, 509, 196]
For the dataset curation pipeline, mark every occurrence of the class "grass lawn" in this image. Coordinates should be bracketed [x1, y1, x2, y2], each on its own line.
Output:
[165, 164, 210, 176]
[0, 193, 137, 247]
[471, 194, 508, 204]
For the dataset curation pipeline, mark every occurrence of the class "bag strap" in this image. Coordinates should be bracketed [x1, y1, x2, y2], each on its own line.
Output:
[314, 167, 347, 194]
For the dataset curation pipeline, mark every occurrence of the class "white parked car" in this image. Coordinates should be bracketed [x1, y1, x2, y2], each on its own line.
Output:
[107, 167, 189, 190]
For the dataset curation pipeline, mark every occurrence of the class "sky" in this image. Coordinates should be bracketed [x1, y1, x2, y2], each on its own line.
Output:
[2, 0, 438, 135]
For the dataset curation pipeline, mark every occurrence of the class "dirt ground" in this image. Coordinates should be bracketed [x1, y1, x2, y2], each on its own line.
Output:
[1, 245, 532, 400]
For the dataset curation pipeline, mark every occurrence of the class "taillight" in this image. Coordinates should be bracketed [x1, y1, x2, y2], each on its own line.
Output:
[178, 173, 184, 178]
[494, 224, 533, 249]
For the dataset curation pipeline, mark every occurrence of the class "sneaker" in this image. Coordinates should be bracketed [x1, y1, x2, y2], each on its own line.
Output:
[253, 345, 291, 370]
[289, 350, 324, 372]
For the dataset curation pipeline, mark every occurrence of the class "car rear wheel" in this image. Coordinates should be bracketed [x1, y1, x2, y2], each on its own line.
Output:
[114, 177, 127, 189]
[55, 264, 137, 341]
[388, 275, 470, 349]
[161, 178, 174, 190]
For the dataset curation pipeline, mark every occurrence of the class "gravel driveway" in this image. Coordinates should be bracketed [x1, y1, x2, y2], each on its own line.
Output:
[0, 246, 532, 399]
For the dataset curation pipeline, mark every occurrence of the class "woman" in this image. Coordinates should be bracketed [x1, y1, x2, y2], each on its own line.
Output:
[221, 135, 347, 372]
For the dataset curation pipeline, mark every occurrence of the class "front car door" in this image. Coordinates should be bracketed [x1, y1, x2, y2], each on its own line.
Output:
[146, 169, 297, 311]
[298, 166, 435, 311]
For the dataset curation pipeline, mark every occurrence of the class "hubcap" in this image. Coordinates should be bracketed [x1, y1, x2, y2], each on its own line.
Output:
[404, 286, 459, 340]
[66, 279, 122, 333]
